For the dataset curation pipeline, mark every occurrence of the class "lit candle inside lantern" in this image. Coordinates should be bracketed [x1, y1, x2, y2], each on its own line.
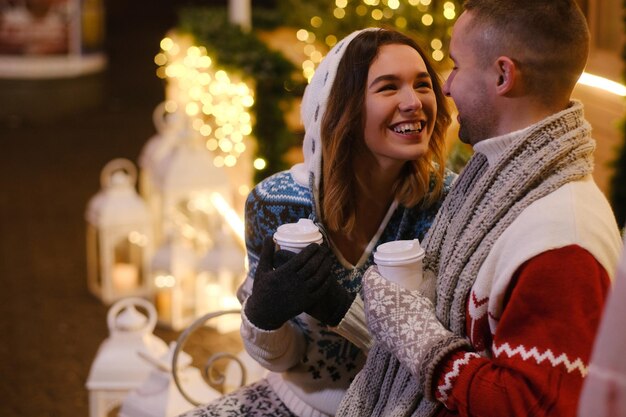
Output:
[112, 263, 139, 293]
[155, 290, 172, 324]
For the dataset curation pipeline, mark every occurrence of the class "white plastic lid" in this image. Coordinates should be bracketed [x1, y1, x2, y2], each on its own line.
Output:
[274, 218, 323, 245]
[374, 239, 425, 266]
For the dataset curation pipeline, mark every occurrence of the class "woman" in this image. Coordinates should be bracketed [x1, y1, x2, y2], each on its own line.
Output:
[182, 28, 454, 417]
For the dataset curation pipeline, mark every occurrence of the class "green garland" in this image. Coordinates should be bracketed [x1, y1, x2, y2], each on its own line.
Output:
[176, 6, 306, 184]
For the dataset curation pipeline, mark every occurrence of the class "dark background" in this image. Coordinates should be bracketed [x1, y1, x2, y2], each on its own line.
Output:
[0, 1, 240, 415]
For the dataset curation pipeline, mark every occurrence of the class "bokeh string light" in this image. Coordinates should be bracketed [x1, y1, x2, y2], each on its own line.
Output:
[296, 0, 459, 82]
[154, 33, 257, 169]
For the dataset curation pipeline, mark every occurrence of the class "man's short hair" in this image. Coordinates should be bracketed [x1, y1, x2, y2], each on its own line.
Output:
[462, 0, 589, 101]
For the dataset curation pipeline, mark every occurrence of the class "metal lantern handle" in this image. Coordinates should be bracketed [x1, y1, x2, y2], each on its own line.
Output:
[172, 309, 245, 406]
[106, 297, 158, 334]
[100, 158, 138, 190]
[152, 101, 168, 134]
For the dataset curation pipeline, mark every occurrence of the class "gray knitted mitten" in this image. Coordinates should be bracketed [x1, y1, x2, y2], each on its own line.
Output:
[362, 266, 471, 399]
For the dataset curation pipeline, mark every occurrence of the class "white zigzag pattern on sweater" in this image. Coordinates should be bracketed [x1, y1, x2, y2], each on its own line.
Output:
[492, 342, 588, 377]
[437, 352, 481, 402]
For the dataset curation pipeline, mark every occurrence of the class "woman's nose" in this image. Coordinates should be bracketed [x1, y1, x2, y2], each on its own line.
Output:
[399, 89, 422, 112]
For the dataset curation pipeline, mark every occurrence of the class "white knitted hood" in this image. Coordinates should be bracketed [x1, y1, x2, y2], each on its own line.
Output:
[290, 29, 378, 214]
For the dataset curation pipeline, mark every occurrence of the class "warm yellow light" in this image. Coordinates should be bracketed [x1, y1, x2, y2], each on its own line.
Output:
[206, 138, 219, 151]
[408, 0, 419, 5]
[311, 16, 323, 28]
[186, 102, 200, 116]
[241, 96, 254, 107]
[234, 142, 246, 153]
[215, 70, 229, 83]
[160, 37, 174, 51]
[420, 0, 431, 5]
[302, 60, 315, 71]
[432, 50, 444, 61]
[334, 8, 346, 18]
[200, 125, 212, 136]
[443, 8, 456, 19]
[388, 0, 400, 9]
[238, 185, 250, 196]
[253, 158, 267, 170]
[325, 35, 338, 47]
[156, 67, 167, 79]
[198, 73, 211, 85]
[431, 38, 443, 50]
[198, 56, 212, 68]
[336, 0, 348, 8]
[311, 51, 323, 63]
[356, 5, 368, 16]
[154, 53, 167, 66]
[219, 139, 233, 152]
[578, 72, 626, 96]
[187, 46, 201, 57]
[241, 125, 252, 135]
[224, 155, 237, 167]
[422, 14, 434, 25]
[155, 274, 176, 288]
[297, 29, 309, 42]
[395, 16, 408, 28]
[371, 9, 384, 20]
[304, 67, 315, 82]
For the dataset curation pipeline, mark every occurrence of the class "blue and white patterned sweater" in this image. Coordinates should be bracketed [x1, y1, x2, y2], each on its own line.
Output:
[238, 169, 456, 416]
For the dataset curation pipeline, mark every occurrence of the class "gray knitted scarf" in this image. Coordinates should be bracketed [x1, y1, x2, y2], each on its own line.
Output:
[337, 101, 595, 417]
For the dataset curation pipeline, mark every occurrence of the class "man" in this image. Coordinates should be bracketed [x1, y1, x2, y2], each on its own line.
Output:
[336, 1, 623, 416]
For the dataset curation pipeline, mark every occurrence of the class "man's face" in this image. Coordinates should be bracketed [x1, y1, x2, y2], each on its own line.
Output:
[443, 12, 498, 145]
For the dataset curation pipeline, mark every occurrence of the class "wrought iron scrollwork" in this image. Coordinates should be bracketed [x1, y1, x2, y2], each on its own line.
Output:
[171, 309, 245, 406]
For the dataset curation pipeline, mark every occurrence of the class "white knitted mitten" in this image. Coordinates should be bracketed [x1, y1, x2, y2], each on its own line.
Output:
[363, 266, 471, 399]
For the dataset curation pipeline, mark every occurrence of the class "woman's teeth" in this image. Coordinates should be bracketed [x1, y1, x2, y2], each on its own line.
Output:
[393, 121, 423, 134]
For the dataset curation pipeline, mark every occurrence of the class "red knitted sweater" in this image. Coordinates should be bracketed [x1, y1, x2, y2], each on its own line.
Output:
[434, 245, 611, 416]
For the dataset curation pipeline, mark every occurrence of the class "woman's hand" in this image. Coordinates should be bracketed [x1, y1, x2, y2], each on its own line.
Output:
[244, 236, 334, 330]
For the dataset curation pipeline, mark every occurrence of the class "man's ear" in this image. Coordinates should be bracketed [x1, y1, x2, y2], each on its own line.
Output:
[494, 56, 517, 95]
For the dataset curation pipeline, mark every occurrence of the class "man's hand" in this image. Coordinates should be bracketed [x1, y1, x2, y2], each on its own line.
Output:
[363, 266, 471, 398]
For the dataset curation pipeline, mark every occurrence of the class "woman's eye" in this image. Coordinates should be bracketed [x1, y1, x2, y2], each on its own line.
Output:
[415, 82, 432, 89]
[377, 84, 397, 92]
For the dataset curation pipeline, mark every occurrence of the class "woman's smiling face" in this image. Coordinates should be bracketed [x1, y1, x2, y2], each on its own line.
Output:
[363, 43, 437, 170]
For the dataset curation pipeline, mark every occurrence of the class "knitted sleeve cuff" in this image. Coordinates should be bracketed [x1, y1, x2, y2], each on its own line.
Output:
[240, 298, 306, 371]
[330, 294, 373, 352]
[420, 335, 472, 401]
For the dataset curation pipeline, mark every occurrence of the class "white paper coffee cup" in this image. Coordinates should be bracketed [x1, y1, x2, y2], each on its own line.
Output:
[373, 239, 425, 290]
[273, 219, 323, 253]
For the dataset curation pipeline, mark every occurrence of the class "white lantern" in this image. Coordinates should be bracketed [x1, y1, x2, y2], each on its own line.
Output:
[86, 297, 168, 417]
[85, 158, 153, 304]
[151, 127, 233, 253]
[138, 103, 186, 245]
[195, 227, 245, 333]
[151, 235, 198, 331]
[119, 342, 220, 417]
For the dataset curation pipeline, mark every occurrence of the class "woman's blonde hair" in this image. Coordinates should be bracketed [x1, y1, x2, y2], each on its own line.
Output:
[321, 29, 451, 235]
